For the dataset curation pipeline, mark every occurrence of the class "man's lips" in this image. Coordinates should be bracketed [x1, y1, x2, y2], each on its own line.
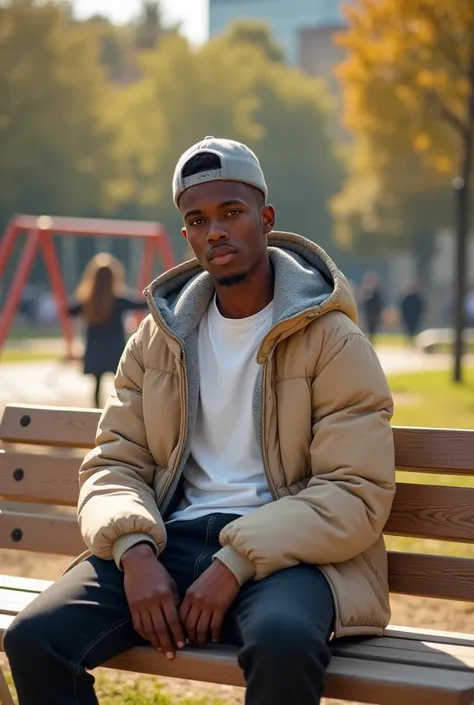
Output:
[208, 246, 238, 264]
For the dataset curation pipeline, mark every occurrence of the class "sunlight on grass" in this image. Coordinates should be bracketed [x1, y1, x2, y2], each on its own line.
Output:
[0, 350, 59, 363]
[389, 367, 474, 430]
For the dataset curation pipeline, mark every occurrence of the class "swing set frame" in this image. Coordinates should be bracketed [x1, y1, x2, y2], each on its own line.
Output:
[0, 214, 176, 358]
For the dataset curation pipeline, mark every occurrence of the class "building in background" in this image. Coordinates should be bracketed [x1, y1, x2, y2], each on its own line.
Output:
[209, 0, 347, 89]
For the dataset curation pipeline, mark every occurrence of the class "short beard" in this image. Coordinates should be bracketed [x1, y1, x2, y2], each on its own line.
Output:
[215, 271, 248, 287]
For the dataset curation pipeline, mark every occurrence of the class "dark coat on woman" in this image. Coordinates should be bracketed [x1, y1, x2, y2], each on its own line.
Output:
[68, 295, 148, 377]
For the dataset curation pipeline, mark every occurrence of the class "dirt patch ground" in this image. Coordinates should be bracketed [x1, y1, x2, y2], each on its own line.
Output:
[2, 549, 474, 705]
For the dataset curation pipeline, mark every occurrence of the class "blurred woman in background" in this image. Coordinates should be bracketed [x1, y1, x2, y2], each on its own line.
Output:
[68, 253, 148, 408]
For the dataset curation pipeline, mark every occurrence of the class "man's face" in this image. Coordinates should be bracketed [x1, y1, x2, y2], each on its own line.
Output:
[180, 180, 275, 286]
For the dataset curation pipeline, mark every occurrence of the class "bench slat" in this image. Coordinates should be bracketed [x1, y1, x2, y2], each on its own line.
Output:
[0, 450, 80, 506]
[2, 404, 474, 474]
[394, 427, 474, 473]
[388, 552, 474, 602]
[0, 405, 100, 448]
[386, 626, 474, 647]
[2, 512, 474, 603]
[0, 511, 85, 555]
[107, 647, 474, 704]
[4, 451, 474, 545]
[385, 483, 474, 543]
[0, 575, 52, 593]
[331, 639, 474, 670]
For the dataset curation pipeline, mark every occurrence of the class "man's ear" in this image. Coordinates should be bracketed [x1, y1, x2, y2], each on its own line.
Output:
[181, 227, 188, 241]
[262, 205, 275, 234]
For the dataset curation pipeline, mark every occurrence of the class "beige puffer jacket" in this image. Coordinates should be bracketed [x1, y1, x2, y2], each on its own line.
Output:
[77, 232, 395, 638]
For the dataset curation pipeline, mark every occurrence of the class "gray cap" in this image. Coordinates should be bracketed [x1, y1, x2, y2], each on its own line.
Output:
[173, 136, 268, 206]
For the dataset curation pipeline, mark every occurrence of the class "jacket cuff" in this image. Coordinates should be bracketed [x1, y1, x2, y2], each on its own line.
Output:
[214, 545, 256, 585]
[112, 533, 158, 570]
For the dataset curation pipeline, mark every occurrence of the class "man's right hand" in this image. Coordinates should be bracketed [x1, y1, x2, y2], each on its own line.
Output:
[122, 543, 185, 659]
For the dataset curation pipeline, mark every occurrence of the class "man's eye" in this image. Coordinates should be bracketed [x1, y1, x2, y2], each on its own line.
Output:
[190, 218, 205, 226]
[227, 209, 242, 216]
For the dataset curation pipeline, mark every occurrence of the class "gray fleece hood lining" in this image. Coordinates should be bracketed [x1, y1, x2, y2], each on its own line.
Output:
[147, 232, 341, 345]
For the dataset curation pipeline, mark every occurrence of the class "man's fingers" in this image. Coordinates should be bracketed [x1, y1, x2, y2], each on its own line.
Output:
[196, 609, 211, 646]
[179, 598, 191, 626]
[170, 580, 180, 606]
[150, 606, 176, 659]
[210, 609, 224, 644]
[162, 598, 186, 649]
[184, 605, 200, 645]
[131, 610, 146, 641]
[140, 609, 161, 650]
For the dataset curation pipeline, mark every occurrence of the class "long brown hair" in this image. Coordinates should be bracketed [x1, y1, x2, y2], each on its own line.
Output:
[75, 253, 126, 325]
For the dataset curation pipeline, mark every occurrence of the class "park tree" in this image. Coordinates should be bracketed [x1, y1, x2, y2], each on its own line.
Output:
[134, 1, 179, 51]
[0, 2, 119, 228]
[112, 27, 342, 257]
[78, 15, 127, 83]
[332, 139, 453, 290]
[336, 0, 474, 382]
[225, 19, 285, 63]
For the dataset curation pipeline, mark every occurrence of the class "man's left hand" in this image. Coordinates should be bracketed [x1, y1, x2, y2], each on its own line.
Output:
[180, 560, 240, 646]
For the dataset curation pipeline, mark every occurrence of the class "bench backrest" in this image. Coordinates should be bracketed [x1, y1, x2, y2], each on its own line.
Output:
[1, 403, 474, 602]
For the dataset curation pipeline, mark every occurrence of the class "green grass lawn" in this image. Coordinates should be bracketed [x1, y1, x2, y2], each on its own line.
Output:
[375, 333, 406, 348]
[389, 367, 474, 429]
[8, 326, 63, 340]
[0, 349, 60, 363]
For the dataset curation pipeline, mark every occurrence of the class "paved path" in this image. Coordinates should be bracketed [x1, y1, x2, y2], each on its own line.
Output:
[0, 346, 469, 408]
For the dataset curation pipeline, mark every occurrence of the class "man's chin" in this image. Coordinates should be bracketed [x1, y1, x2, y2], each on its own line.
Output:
[214, 270, 248, 287]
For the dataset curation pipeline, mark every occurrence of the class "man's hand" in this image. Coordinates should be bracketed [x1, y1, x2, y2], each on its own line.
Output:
[180, 560, 240, 646]
[122, 543, 185, 659]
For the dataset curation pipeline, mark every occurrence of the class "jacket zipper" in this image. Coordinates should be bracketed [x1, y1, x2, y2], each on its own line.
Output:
[261, 356, 278, 500]
[144, 291, 189, 509]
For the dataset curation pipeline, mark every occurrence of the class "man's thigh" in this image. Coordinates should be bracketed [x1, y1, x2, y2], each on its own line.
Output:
[228, 564, 335, 647]
[6, 555, 144, 669]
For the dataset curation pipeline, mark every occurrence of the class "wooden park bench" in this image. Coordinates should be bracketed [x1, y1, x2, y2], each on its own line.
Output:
[1, 403, 474, 704]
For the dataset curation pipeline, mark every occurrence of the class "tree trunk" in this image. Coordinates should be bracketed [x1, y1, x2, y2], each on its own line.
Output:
[453, 103, 473, 383]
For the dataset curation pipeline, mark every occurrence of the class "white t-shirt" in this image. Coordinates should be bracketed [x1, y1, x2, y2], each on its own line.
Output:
[170, 295, 274, 522]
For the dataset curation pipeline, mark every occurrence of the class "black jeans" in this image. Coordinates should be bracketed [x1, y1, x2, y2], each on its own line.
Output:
[4, 514, 335, 705]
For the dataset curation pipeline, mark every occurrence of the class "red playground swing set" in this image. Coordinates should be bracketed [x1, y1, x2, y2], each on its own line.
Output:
[0, 214, 176, 358]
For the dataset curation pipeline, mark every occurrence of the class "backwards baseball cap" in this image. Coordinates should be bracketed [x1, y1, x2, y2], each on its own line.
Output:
[173, 136, 268, 207]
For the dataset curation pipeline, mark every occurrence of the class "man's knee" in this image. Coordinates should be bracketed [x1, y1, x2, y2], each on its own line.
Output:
[242, 615, 331, 672]
[4, 614, 37, 663]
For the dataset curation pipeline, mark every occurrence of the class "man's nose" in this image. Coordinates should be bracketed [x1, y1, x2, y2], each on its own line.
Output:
[207, 223, 228, 243]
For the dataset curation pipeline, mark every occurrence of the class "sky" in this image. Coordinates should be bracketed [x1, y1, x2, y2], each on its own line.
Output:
[72, 0, 208, 45]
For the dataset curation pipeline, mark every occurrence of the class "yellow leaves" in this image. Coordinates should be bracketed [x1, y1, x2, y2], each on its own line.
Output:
[435, 156, 452, 174]
[335, 0, 472, 244]
[417, 70, 435, 88]
[414, 133, 431, 152]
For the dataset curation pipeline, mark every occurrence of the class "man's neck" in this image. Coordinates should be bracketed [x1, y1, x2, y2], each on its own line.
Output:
[215, 261, 273, 319]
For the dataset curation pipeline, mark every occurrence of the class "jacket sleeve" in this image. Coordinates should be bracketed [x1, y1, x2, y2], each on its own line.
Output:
[77, 329, 166, 568]
[216, 330, 395, 584]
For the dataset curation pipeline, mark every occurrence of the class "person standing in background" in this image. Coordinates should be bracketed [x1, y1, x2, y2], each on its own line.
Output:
[398, 284, 425, 347]
[68, 253, 148, 408]
[359, 271, 385, 345]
